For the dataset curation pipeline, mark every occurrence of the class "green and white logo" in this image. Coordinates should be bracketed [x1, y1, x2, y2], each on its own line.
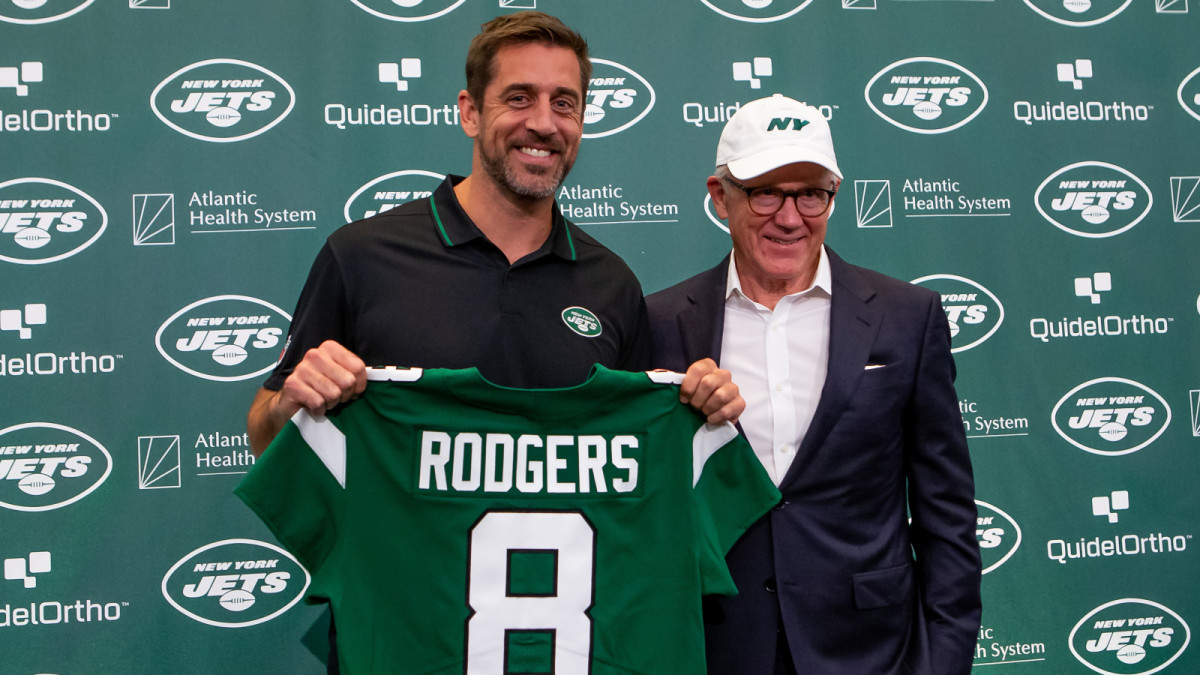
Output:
[1178, 67, 1200, 123]
[975, 500, 1022, 575]
[0, 177, 107, 265]
[700, 0, 813, 23]
[155, 295, 291, 382]
[1069, 598, 1190, 674]
[0, 0, 93, 25]
[0, 422, 111, 512]
[1024, 0, 1133, 28]
[561, 307, 602, 338]
[911, 275, 1004, 353]
[1051, 378, 1171, 456]
[151, 59, 295, 143]
[161, 539, 310, 628]
[348, 0, 465, 22]
[1035, 162, 1152, 238]
[583, 59, 656, 139]
[865, 57, 988, 134]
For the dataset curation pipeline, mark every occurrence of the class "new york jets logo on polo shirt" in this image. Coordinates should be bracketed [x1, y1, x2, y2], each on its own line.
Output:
[561, 307, 602, 338]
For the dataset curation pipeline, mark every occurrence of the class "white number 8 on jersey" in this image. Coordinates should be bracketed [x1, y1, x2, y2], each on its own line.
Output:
[467, 511, 595, 673]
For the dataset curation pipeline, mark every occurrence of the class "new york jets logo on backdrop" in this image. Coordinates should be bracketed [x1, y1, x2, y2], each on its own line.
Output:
[1035, 162, 1152, 238]
[583, 59, 655, 139]
[910, 275, 1004, 353]
[155, 295, 291, 381]
[1178, 67, 1200, 123]
[343, 170, 445, 222]
[0, 0, 93, 24]
[347, 0, 465, 22]
[1024, 0, 1133, 27]
[1068, 598, 1190, 674]
[562, 307, 602, 338]
[0, 422, 111, 512]
[161, 539, 310, 628]
[699, 0, 813, 23]
[865, 57, 988, 134]
[975, 500, 1022, 575]
[0, 178, 107, 264]
[151, 59, 295, 142]
[1051, 378, 1171, 456]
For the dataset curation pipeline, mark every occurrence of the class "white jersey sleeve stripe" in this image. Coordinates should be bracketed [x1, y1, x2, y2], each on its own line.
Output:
[692, 421, 739, 488]
[293, 410, 348, 489]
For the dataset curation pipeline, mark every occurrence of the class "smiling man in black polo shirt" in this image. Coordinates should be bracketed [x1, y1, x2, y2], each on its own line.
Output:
[246, 13, 740, 459]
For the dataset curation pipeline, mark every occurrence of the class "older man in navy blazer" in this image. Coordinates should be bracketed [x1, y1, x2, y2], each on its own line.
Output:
[647, 95, 981, 675]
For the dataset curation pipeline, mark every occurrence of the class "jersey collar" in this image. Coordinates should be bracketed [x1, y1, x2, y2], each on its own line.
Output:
[430, 174, 578, 262]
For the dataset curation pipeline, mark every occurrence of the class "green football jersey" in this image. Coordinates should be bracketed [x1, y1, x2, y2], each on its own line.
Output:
[236, 365, 780, 674]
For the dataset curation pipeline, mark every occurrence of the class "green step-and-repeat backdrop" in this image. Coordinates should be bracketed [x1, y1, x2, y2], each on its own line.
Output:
[2, 1, 1198, 673]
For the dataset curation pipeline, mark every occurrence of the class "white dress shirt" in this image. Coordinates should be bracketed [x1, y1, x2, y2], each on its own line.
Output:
[721, 247, 832, 485]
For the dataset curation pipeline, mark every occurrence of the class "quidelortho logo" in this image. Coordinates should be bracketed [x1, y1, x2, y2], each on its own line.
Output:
[1068, 599, 1190, 674]
[865, 57, 988, 134]
[1093, 490, 1129, 523]
[976, 500, 1022, 575]
[1015, 59, 1152, 126]
[0, 61, 41, 96]
[910, 275, 1004, 353]
[0, 178, 107, 264]
[1, 302, 124, 376]
[4, 551, 50, 588]
[583, 59, 655, 139]
[0, 549, 128, 629]
[0, 60, 117, 133]
[155, 295, 290, 382]
[0, 422, 111, 512]
[732, 57, 772, 89]
[1029, 273, 1173, 343]
[1051, 378, 1171, 456]
[161, 539, 309, 628]
[348, 0, 465, 21]
[151, 59, 295, 143]
[324, 61, 460, 131]
[0, 303, 45, 339]
[700, 0, 813, 23]
[1035, 162, 1152, 238]
[0, 0, 93, 24]
[343, 170, 445, 222]
[1179, 67, 1200, 122]
[1047, 489, 1191, 567]
[1025, 0, 1133, 27]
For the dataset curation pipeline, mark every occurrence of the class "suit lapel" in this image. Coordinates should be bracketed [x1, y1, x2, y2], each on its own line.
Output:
[677, 256, 730, 364]
[780, 249, 882, 487]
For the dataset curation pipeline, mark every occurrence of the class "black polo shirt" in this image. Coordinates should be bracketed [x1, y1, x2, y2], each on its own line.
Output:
[265, 175, 650, 390]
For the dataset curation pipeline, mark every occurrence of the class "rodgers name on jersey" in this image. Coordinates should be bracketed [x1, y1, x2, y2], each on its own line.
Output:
[418, 430, 640, 495]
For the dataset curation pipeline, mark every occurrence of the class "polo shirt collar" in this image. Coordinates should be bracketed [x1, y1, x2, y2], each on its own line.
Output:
[430, 174, 578, 262]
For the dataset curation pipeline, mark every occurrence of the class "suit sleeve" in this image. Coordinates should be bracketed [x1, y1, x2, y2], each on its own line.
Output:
[903, 291, 983, 674]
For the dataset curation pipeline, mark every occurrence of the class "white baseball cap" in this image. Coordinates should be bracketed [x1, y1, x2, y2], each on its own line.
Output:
[716, 94, 842, 180]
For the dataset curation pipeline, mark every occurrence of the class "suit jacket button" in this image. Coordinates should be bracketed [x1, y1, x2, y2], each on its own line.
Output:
[764, 578, 777, 593]
[773, 500, 790, 511]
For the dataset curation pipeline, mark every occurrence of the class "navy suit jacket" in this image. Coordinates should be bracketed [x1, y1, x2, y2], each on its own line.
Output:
[647, 250, 981, 675]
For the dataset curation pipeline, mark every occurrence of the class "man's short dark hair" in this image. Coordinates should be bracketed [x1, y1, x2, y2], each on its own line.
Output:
[465, 11, 591, 106]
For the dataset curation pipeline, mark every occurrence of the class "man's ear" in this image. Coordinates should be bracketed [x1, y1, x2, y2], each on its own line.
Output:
[458, 89, 479, 138]
[707, 176, 729, 220]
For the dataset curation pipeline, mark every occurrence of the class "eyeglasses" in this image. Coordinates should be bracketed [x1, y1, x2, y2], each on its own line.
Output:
[723, 178, 837, 217]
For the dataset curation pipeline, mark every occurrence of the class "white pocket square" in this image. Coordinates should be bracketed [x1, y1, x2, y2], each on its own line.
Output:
[864, 364, 886, 370]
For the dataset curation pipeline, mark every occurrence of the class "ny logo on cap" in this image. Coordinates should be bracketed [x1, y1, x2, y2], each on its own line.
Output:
[767, 117, 809, 131]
